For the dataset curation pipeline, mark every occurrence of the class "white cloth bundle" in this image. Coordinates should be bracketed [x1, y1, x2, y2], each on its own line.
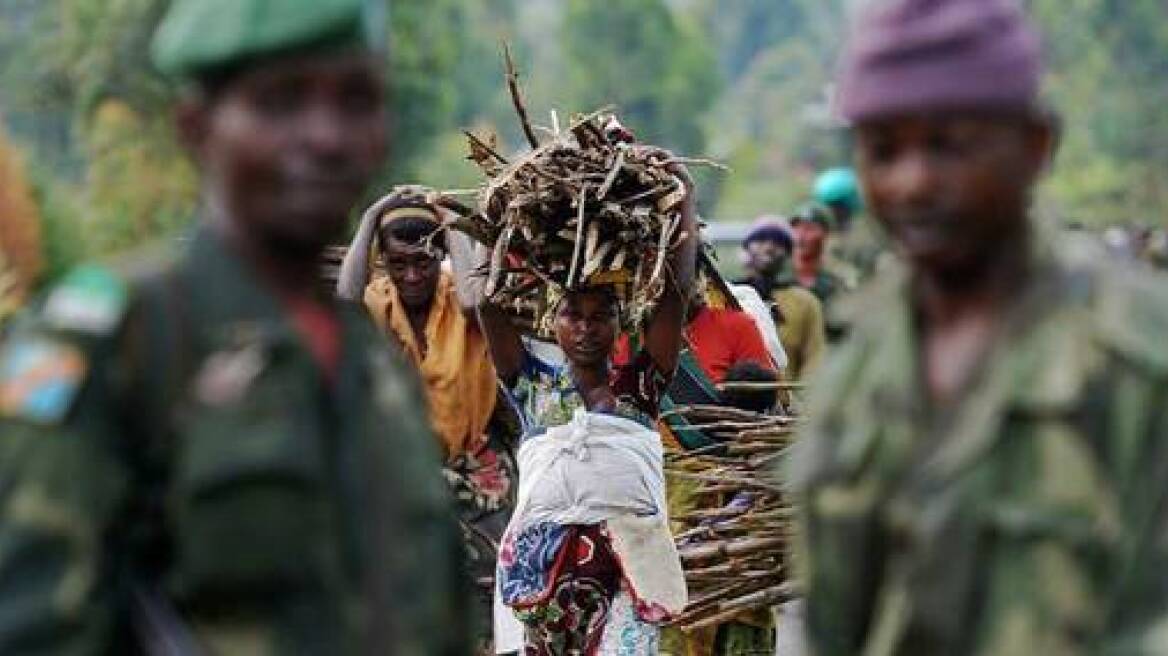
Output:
[513, 408, 666, 525]
[730, 284, 789, 371]
[500, 408, 687, 624]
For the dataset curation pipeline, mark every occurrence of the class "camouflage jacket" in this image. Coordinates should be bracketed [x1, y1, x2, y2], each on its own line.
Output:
[787, 241, 1168, 656]
[828, 220, 888, 288]
[0, 230, 469, 655]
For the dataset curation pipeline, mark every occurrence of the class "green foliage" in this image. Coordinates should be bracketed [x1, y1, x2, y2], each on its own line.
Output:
[1027, 0, 1168, 227]
[28, 171, 85, 285]
[386, 0, 463, 179]
[699, 1, 846, 220]
[81, 100, 197, 255]
[562, 0, 721, 155]
[0, 0, 193, 261]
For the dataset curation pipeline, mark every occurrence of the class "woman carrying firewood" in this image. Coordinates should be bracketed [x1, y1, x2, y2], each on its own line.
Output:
[478, 150, 697, 654]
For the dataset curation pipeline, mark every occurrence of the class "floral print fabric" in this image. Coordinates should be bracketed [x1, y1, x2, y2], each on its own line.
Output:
[498, 339, 667, 654]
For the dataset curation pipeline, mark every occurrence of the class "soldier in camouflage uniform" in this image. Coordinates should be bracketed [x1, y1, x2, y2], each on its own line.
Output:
[0, 0, 469, 653]
[789, 203, 853, 342]
[788, 1, 1168, 654]
[815, 167, 888, 288]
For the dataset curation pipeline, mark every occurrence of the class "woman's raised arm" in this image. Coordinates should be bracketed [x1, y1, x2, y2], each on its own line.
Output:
[642, 155, 697, 379]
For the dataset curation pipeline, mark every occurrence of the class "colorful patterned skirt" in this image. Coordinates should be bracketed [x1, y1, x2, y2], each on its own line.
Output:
[511, 525, 658, 655]
[445, 436, 518, 654]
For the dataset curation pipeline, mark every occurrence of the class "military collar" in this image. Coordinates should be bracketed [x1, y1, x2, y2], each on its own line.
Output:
[180, 227, 365, 343]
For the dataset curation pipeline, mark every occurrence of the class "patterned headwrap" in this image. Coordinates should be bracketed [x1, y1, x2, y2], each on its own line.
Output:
[536, 280, 630, 339]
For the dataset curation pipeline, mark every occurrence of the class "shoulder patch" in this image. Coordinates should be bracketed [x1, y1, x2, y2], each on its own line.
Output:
[0, 335, 88, 424]
[41, 265, 129, 336]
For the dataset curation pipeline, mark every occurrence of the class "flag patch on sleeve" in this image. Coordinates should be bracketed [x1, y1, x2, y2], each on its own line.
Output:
[0, 337, 88, 424]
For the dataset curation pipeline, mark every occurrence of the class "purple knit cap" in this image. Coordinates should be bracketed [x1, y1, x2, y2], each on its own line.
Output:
[837, 0, 1043, 123]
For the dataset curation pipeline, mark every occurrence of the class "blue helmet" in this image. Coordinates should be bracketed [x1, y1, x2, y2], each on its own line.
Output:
[813, 167, 862, 213]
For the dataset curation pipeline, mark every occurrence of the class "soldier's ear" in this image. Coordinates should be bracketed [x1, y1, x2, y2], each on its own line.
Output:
[174, 93, 212, 164]
[1025, 107, 1061, 177]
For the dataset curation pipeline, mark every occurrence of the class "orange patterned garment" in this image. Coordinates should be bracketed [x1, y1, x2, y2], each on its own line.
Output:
[364, 271, 497, 459]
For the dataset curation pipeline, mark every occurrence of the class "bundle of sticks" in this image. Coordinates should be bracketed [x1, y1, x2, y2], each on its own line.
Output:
[663, 404, 799, 632]
[443, 48, 717, 334]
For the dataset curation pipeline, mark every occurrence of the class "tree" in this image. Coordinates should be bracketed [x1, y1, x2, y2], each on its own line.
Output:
[696, 0, 847, 220]
[561, 0, 721, 156]
[1028, 0, 1168, 226]
[385, 0, 464, 179]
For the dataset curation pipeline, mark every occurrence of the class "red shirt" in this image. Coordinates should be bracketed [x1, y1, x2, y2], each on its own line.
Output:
[615, 306, 774, 384]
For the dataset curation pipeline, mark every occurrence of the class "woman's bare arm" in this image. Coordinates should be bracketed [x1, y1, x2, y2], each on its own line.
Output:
[643, 157, 697, 380]
[476, 293, 526, 386]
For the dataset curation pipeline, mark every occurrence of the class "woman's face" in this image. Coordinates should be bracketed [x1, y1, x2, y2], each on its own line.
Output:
[383, 234, 442, 313]
[554, 291, 619, 368]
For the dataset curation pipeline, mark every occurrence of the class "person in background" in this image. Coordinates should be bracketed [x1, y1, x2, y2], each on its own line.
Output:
[679, 281, 777, 385]
[479, 154, 697, 655]
[337, 186, 515, 654]
[612, 274, 779, 445]
[640, 277, 781, 656]
[790, 203, 846, 301]
[815, 166, 887, 285]
[814, 167, 863, 234]
[738, 217, 827, 381]
[790, 203, 854, 342]
[0, 1, 469, 653]
[728, 281, 790, 378]
[789, 0, 1168, 653]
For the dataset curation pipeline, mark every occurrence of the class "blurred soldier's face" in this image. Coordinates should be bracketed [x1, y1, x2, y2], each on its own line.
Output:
[854, 113, 1053, 278]
[184, 52, 388, 253]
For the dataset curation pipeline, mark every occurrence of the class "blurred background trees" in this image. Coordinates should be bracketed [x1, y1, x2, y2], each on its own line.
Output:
[1, 0, 1165, 284]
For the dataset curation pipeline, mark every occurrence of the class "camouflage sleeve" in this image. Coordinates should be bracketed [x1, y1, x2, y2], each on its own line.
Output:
[1090, 268, 1168, 654]
[0, 326, 132, 654]
[782, 337, 876, 656]
[1102, 391, 1168, 655]
[362, 345, 472, 656]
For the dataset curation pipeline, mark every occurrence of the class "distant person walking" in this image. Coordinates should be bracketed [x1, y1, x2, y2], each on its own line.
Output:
[738, 217, 827, 381]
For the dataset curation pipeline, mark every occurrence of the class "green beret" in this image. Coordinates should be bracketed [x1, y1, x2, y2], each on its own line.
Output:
[790, 202, 834, 231]
[151, 0, 386, 79]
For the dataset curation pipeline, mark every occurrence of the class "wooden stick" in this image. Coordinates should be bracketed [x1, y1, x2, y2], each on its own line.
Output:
[462, 130, 509, 165]
[503, 43, 540, 149]
[667, 471, 784, 494]
[678, 536, 786, 563]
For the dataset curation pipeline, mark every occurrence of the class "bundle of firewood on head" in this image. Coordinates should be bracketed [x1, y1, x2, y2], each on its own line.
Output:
[663, 403, 799, 632]
[443, 48, 719, 335]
